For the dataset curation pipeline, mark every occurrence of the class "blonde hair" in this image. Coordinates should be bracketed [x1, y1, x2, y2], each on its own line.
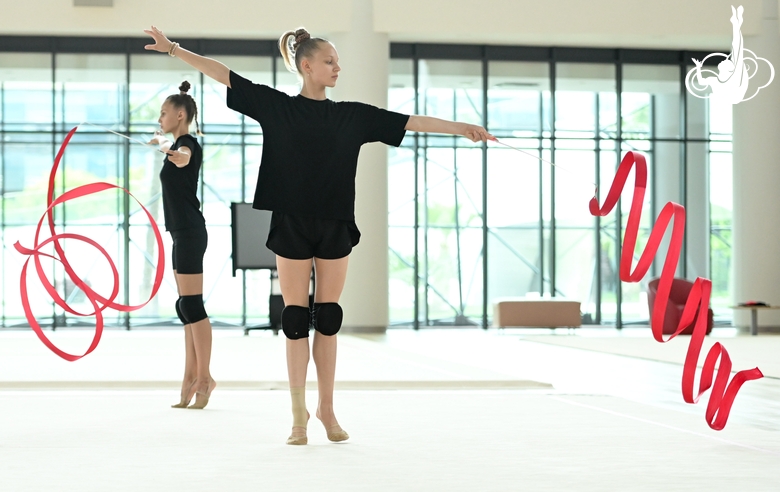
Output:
[278, 27, 329, 75]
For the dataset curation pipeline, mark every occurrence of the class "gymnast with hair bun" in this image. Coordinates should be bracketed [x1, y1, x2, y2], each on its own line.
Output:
[144, 25, 492, 444]
[149, 81, 216, 410]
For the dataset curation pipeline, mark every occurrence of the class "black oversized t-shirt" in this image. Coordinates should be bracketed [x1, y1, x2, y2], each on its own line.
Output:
[226, 71, 409, 222]
[159, 134, 206, 231]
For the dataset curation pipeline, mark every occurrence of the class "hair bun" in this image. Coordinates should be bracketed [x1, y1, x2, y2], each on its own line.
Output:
[293, 28, 311, 50]
[179, 80, 191, 94]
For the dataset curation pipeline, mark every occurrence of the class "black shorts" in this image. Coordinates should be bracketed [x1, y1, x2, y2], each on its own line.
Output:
[266, 212, 360, 260]
[170, 227, 208, 274]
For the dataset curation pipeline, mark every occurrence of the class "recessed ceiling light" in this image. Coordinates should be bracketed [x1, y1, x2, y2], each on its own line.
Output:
[74, 0, 113, 6]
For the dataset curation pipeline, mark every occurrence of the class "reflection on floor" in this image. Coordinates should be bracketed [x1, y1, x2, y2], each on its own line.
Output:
[0, 327, 778, 491]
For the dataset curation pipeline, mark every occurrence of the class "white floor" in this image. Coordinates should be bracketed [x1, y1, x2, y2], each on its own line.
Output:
[1, 328, 778, 491]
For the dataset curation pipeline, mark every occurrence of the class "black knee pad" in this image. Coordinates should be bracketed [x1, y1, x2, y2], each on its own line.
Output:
[312, 303, 343, 336]
[282, 305, 310, 340]
[175, 298, 188, 325]
[179, 294, 208, 324]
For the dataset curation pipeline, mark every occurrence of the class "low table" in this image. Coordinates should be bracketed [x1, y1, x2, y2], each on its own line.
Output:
[493, 298, 581, 328]
[730, 305, 780, 336]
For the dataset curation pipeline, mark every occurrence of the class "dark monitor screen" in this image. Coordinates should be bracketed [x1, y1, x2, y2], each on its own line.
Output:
[231, 202, 276, 274]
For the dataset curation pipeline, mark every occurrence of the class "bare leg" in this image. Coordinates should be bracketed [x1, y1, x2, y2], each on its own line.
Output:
[175, 326, 198, 406]
[176, 272, 216, 407]
[276, 256, 314, 441]
[311, 256, 349, 439]
[172, 270, 197, 408]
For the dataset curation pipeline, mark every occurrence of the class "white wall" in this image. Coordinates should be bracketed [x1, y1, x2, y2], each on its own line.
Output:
[0, 0, 768, 50]
[375, 0, 764, 49]
[732, 0, 780, 327]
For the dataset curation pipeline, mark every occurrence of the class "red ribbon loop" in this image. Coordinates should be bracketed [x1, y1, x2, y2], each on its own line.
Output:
[590, 151, 763, 430]
[14, 126, 165, 361]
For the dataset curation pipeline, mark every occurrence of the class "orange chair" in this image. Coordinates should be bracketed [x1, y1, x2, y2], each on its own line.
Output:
[647, 278, 713, 335]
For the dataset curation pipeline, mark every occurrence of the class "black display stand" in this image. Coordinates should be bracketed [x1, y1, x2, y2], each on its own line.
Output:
[231, 203, 313, 336]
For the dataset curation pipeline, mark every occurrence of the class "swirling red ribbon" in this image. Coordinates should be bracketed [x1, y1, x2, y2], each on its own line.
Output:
[13, 126, 165, 361]
[590, 151, 763, 430]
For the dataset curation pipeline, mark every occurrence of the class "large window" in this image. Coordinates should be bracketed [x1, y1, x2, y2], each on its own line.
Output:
[1, 40, 280, 329]
[387, 45, 732, 328]
[0, 38, 732, 329]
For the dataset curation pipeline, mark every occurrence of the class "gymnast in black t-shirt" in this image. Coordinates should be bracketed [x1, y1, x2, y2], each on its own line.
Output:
[226, 69, 410, 259]
[145, 25, 494, 445]
[150, 81, 216, 411]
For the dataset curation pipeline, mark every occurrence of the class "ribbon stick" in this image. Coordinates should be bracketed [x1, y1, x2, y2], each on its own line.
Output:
[13, 125, 165, 361]
[77, 122, 166, 154]
[490, 138, 598, 188]
[588, 151, 763, 430]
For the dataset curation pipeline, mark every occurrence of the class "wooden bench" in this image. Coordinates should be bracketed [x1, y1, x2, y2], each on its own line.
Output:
[492, 298, 582, 328]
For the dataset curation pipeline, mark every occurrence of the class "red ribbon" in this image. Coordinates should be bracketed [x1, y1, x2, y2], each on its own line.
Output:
[590, 151, 763, 430]
[13, 126, 165, 361]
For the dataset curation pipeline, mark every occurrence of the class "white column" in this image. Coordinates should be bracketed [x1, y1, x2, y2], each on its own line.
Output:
[328, 0, 390, 330]
[732, 0, 780, 328]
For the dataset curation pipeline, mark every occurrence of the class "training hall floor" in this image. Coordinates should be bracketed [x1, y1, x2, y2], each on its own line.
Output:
[0, 326, 778, 491]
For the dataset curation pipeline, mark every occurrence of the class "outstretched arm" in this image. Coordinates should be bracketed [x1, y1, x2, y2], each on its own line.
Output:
[148, 132, 190, 167]
[166, 146, 192, 168]
[405, 115, 494, 142]
[144, 26, 231, 87]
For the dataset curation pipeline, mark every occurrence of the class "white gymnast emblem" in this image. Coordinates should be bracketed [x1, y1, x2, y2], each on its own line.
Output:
[685, 5, 775, 104]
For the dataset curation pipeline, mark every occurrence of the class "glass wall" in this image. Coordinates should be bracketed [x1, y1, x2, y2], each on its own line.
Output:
[555, 63, 616, 324]
[486, 61, 550, 318]
[2, 53, 56, 327]
[388, 47, 731, 328]
[0, 39, 732, 329]
[0, 46, 278, 328]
